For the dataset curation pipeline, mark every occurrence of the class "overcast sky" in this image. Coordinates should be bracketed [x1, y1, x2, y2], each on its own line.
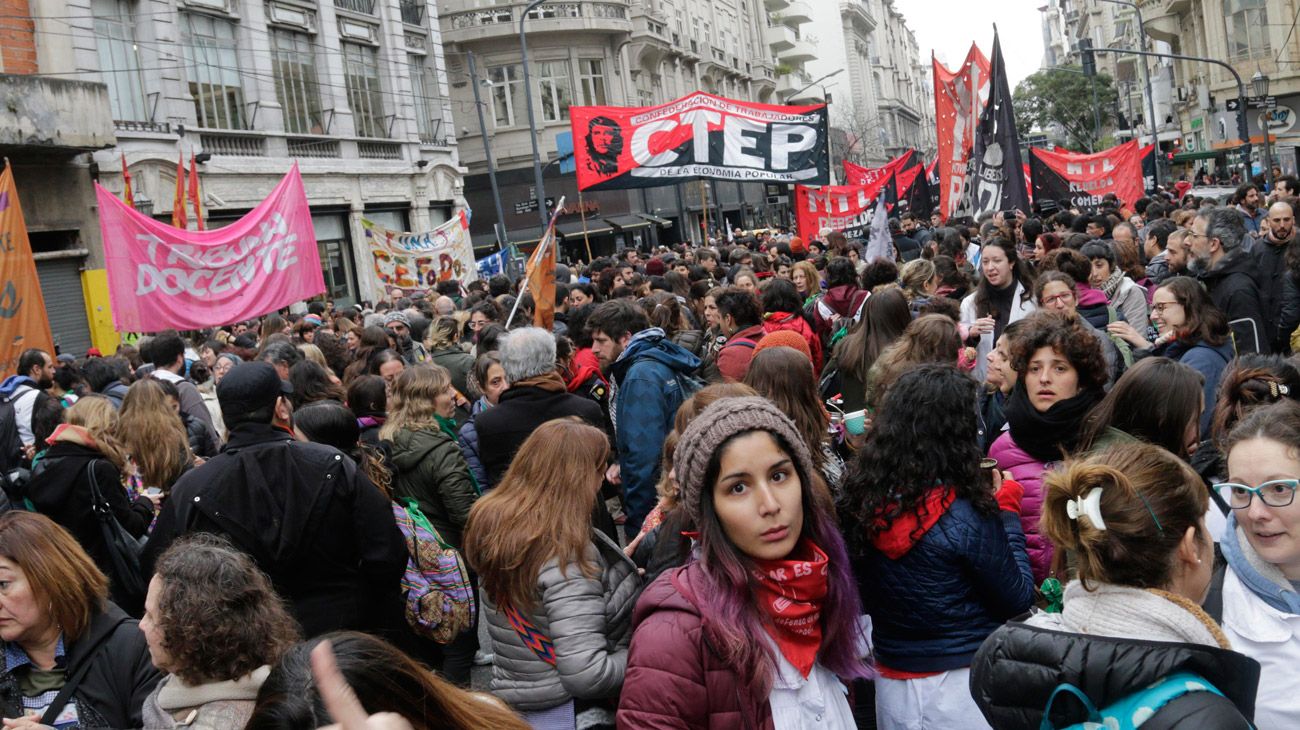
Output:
[894, 0, 1047, 90]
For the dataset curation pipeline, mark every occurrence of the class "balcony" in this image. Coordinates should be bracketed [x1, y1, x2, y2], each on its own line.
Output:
[840, 0, 875, 30]
[399, 0, 424, 26]
[0, 75, 115, 153]
[764, 0, 790, 10]
[442, 0, 631, 44]
[780, 38, 817, 63]
[765, 23, 796, 52]
[782, 1, 813, 25]
[333, 0, 375, 15]
[776, 72, 810, 97]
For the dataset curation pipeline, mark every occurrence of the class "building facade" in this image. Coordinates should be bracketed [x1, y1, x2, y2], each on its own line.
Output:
[865, 0, 932, 161]
[1, 0, 465, 353]
[1142, 0, 1300, 179]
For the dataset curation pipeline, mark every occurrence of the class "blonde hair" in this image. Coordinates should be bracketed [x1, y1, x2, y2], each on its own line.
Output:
[464, 420, 610, 612]
[1041, 443, 1208, 590]
[297, 343, 328, 370]
[117, 379, 192, 489]
[380, 364, 452, 440]
[66, 396, 129, 472]
[899, 258, 937, 300]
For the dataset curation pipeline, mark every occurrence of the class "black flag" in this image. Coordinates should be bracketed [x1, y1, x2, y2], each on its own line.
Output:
[967, 31, 1029, 217]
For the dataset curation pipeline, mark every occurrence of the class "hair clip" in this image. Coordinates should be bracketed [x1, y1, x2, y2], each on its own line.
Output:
[1066, 487, 1107, 530]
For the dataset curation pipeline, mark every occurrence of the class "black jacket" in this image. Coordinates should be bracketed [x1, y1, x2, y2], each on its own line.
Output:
[25, 443, 154, 613]
[141, 423, 407, 639]
[1253, 234, 1292, 350]
[1199, 250, 1270, 354]
[473, 383, 606, 485]
[0, 603, 160, 729]
[180, 411, 218, 458]
[892, 233, 922, 262]
[971, 618, 1259, 729]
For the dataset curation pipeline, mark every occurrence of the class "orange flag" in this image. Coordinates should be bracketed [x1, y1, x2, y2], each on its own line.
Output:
[527, 227, 556, 330]
[0, 162, 55, 372]
[121, 153, 134, 209]
[171, 154, 187, 229]
[187, 152, 204, 230]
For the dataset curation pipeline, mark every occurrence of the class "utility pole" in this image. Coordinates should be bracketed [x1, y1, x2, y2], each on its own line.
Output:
[468, 52, 509, 251]
[520, 0, 551, 227]
[1096, 0, 1161, 188]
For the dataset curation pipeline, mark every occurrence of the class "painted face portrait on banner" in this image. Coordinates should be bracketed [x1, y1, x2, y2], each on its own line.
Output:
[585, 116, 623, 176]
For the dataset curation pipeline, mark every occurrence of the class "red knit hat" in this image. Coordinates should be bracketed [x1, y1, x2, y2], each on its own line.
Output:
[644, 257, 666, 276]
[753, 330, 812, 363]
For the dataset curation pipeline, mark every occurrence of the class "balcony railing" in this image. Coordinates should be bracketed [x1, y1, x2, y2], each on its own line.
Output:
[334, 0, 375, 15]
[200, 132, 267, 157]
[358, 141, 403, 160]
[287, 138, 342, 158]
[114, 119, 172, 134]
[400, 0, 425, 25]
[446, 1, 626, 29]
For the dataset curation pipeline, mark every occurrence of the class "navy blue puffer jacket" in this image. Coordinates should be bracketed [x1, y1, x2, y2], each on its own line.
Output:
[849, 496, 1036, 673]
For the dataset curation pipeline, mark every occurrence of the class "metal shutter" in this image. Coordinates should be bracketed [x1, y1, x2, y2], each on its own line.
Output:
[36, 258, 92, 357]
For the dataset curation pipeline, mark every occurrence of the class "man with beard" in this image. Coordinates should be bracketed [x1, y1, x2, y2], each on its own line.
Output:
[587, 299, 699, 533]
[1191, 206, 1270, 354]
[1235, 183, 1265, 244]
[584, 116, 623, 177]
[1248, 201, 1297, 353]
[0, 348, 55, 464]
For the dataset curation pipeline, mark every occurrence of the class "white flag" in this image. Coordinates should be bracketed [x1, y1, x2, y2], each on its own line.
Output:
[864, 194, 893, 263]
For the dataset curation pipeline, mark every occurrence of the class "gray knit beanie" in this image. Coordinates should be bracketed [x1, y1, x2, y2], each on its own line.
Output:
[675, 396, 816, 527]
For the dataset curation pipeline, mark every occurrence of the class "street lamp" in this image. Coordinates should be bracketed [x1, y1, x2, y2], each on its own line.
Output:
[1096, 0, 1161, 189]
[468, 51, 511, 251]
[790, 69, 844, 102]
[519, 0, 550, 228]
[1253, 69, 1275, 192]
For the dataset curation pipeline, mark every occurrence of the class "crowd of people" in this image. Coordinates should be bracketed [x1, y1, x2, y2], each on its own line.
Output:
[2, 181, 1300, 728]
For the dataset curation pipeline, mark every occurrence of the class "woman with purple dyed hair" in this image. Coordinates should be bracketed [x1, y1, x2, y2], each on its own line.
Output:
[618, 396, 869, 727]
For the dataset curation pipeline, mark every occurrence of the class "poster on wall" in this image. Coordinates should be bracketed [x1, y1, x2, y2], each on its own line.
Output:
[570, 92, 829, 191]
[95, 165, 323, 333]
[1029, 140, 1146, 210]
[361, 211, 478, 293]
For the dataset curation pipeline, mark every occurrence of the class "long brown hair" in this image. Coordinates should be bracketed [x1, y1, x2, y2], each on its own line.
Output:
[1156, 276, 1229, 347]
[65, 395, 130, 473]
[117, 379, 192, 489]
[743, 348, 829, 471]
[0, 512, 108, 641]
[380, 365, 452, 440]
[867, 314, 961, 407]
[464, 420, 610, 612]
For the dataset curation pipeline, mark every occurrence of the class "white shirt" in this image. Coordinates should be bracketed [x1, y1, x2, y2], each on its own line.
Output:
[11, 385, 39, 446]
[768, 649, 856, 730]
[1221, 568, 1300, 730]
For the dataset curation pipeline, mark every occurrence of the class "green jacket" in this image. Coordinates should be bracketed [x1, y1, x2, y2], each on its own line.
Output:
[387, 425, 478, 550]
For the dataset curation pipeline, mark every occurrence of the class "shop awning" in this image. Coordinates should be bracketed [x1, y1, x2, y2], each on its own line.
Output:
[604, 215, 651, 232]
[1172, 150, 1227, 163]
[557, 220, 615, 238]
[637, 213, 674, 227]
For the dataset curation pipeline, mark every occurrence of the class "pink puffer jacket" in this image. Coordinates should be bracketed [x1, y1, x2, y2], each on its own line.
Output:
[988, 432, 1055, 584]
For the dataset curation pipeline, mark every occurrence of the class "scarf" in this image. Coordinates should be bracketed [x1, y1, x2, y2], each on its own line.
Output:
[566, 349, 606, 393]
[356, 415, 386, 430]
[510, 370, 568, 393]
[1220, 516, 1300, 615]
[1028, 580, 1232, 650]
[47, 423, 99, 450]
[750, 538, 829, 678]
[1003, 383, 1101, 463]
[871, 488, 956, 559]
[1100, 267, 1126, 302]
[987, 280, 1017, 339]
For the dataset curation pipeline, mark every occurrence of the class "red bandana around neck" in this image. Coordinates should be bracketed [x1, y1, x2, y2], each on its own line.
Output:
[750, 538, 830, 678]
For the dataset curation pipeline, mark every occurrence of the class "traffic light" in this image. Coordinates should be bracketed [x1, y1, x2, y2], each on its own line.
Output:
[1078, 38, 1096, 77]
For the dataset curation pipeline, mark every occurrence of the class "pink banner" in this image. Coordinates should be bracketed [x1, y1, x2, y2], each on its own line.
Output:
[95, 165, 323, 332]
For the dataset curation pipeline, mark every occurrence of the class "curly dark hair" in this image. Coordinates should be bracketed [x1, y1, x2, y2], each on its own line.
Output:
[153, 534, 299, 685]
[1008, 310, 1108, 392]
[844, 363, 996, 544]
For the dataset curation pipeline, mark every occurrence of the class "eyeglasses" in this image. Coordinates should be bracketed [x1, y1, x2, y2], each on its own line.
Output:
[1214, 479, 1300, 509]
[1041, 293, 1073, 306]
[1150, 302, 1182, 315]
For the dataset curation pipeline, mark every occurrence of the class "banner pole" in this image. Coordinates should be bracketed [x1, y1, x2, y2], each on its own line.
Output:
[701, 181, 709, 244]
[507, 196, 565, 327]
[578, 189, 593, 263]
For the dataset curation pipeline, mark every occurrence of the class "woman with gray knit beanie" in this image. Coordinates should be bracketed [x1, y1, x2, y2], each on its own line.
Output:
[618, 397, 870, 728]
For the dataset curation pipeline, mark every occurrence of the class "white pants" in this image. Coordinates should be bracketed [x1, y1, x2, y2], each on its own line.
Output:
[874, 668, 992, 730]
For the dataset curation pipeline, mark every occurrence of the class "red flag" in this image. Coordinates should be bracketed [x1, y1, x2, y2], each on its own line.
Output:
[0, 163, 56, 372]
[527, 226, 557, 330]
[933, 45, 991, 221]
[121, 153, 134, 210]
[188, 152, 204, 230]
[171, 155, 187, 229]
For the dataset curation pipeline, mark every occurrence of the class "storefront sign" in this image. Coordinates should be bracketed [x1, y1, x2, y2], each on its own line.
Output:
[362, 210, 477, 292]
[570, 92, 829, 191]
[95, 165, 322, 333]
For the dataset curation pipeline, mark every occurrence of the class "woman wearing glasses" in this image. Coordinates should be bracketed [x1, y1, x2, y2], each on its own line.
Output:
[1108, 276, 1234, 440]
[1213, 399, 1300, 728]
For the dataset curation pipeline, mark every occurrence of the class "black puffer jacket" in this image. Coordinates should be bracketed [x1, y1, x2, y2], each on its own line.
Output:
[971, 619, 1259, 729]
[1199, 250, 1270, 354]
[0, 603, 160, 728]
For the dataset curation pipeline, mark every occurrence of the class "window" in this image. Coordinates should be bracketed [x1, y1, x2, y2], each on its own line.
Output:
[538, 60, 572, 123]
[343, 43, 386, 138]
[489, 64, 524, 127]
[1226, 0, 1270, 59]
[579, 59, 607, 106]
[92, 0, 149, 121]
[180, 13, 247, 129]
[271, 29, 323, 135]
[409, 55, 443, 143]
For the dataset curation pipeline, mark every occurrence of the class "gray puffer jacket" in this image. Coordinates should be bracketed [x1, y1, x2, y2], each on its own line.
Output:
[484, 529, 642, 712]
